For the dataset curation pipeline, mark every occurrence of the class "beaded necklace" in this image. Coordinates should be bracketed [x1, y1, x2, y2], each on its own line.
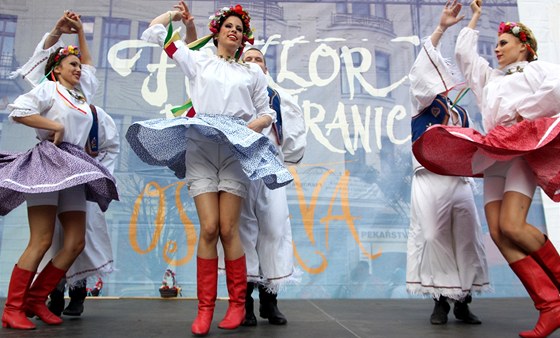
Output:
[216, 54, 249, 68]
[217, 54, 237, 63]
[505, 65, 524, 75]
[66, 88, 86, 102]
[56, 83, 88, 115]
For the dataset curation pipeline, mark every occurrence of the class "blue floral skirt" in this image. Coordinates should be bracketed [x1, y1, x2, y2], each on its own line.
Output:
[125, 114, 293, 190]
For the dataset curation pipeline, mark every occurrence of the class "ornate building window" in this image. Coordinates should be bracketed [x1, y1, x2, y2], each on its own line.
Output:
[99, 18, 131, 68]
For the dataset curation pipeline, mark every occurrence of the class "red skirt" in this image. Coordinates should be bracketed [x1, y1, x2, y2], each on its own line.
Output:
[412, 116, 560, 201]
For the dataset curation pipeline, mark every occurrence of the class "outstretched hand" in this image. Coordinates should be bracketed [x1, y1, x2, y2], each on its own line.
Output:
[439, 0, 465, 29]
[175, 1, 195, 27]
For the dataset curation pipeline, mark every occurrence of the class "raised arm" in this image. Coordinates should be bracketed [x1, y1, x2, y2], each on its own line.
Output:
[468, 0, 483, 30]
[67, 14, 93, 66]
[44, 11, 93, 66]
[431, 0, 464, 47]
[149, 9, 184, 27]
[43, 11, 78, 49]
[175, 1, 198, 44]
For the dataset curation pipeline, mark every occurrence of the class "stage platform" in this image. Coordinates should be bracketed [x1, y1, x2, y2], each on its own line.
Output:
[1, 297, 558, 337]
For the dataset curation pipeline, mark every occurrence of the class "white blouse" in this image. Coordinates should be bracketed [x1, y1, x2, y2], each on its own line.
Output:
[142, 24, 275, 123]
[12, 32, 99, 100]
[409, 38, 464, 115]
[455, 27, 560, 132]
[8, 81, 94, 147]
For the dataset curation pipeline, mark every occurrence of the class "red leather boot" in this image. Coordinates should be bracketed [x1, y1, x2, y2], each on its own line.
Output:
[1, 265, 36, 330]
[26, 261, 66, 325]
[531, 236, 560, 291]
[218, 255, 247, 330]
[191, 257, 218, 336]
[510, 255, 560, 338]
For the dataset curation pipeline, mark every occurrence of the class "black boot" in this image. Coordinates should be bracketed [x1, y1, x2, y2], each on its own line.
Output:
[242, 282, 257, 326]
[63, 283, 87, 316]
[430, 296, 450, 325]
[258, 285, 287, 325]
[47, 288, 65, 317]
[453, 294, 481, 324]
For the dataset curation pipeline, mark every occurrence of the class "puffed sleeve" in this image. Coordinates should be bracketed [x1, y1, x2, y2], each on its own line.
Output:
[94, 106, 120, 174]
[141, 24, 198, 79]
[249, 64, 276, 122]
[10, 33, 99, 101]
[80, 65, 99, 102]
[10, 33, 64, 86]
[409, 38, 459, 115]
[516, 61, 560, 120]
[7, 81, 55, 120]
[454, 27, 493, 108]
[276, 87, 307, 165]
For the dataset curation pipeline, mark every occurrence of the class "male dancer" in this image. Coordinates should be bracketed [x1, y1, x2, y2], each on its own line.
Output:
[240, 47, 307, 325]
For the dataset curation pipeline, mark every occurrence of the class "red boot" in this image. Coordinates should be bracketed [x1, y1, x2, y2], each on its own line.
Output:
[218, 255, 247, 330]
[531, 236, 560, 291]
[191, 257, 218, 336]
[26, 261, 66, 325]
[510, 255, 560, 338]
[1, 265, 36, 330]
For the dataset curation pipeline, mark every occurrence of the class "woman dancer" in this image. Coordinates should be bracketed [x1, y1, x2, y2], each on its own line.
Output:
[413, 1, 560, 337]
[128, 2, 291, 336]
[11, 10, 120, 318]
[1, 12, 118, 330]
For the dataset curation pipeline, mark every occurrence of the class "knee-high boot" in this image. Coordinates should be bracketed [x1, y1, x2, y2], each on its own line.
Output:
[218, 255, 247, 330]
[1, 265, 36, 330]
[25, 261, 66, 325]
[191, 257, 218, 336]
[531, 236, 560, 291]
[510, 255, 560, 338]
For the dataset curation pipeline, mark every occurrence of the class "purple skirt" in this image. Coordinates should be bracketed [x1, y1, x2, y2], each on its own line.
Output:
[0, 141, 119, 215]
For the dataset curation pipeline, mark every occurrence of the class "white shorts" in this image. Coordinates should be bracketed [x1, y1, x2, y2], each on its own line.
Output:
[185, 129, 249, 198]
[483, 157, 537, 205]
[25, 184, 86, 213]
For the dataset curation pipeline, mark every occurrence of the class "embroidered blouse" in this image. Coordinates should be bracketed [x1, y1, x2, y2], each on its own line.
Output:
[141, 24, 275, 124]
[8, 81, 94, 147]
[455, 27, 560, 132]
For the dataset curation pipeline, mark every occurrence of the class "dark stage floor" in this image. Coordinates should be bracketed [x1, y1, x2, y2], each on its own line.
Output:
[1, 297, 558, 338]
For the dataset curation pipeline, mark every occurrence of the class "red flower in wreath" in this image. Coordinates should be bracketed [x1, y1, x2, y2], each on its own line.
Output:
[208, 4, 252, 44]
[232, 4, 244, 16]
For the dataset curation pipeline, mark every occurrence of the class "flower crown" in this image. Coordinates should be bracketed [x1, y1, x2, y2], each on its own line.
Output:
[498, 22, 537, 59]
[208, 4, 252, 44]
[54, 45, 81, 64]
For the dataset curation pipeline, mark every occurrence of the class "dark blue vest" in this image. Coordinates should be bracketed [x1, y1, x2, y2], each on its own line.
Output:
[411, 94, 469, 142]
[268, 87, 283, 145]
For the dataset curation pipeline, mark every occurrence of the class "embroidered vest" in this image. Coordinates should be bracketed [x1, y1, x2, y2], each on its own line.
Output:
[411, 94, 469, 142]
[268, 87, 283, 145]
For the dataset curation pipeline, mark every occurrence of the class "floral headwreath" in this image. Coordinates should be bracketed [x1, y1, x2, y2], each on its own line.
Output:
[43, 45, 82, 83]
[208, 4, 253, 44]
[498, 22, 537, 60]
[54, 45, 81, 64]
